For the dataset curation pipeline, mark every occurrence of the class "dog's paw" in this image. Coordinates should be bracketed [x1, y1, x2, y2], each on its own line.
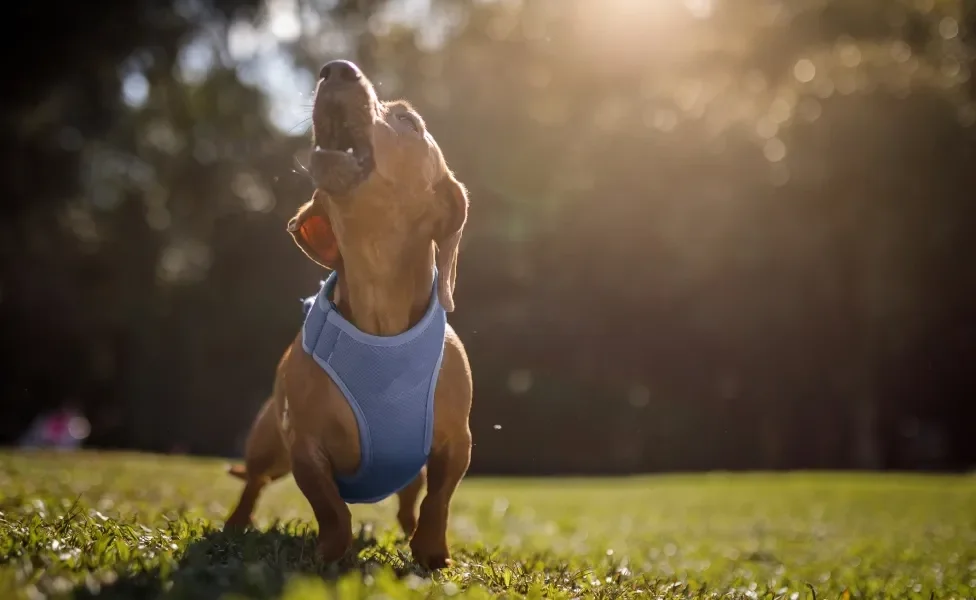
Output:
[315, 533, 354, 565]
[410, 538, 451, 570]
[224, 501, 254, 529]
[223, 512, 252, 530]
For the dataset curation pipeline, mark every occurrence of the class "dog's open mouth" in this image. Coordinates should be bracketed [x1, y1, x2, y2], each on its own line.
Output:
[309, 101, 374, 195]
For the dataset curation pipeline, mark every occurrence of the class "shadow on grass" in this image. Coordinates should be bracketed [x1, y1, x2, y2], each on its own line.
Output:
[69, 525, 429, 600]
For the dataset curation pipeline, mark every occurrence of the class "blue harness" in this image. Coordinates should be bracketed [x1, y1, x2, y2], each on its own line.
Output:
[300, 271, 446, 504]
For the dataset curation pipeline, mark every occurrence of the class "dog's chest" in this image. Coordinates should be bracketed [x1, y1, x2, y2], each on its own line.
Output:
[297, 272, 448, 503]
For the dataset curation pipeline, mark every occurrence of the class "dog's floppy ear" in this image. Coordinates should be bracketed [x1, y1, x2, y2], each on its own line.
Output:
[433, 173, 469, 312]
[287, 194, 340, 270]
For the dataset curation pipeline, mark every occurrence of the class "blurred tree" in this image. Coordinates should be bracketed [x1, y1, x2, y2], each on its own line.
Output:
[2, 0, 974, 470]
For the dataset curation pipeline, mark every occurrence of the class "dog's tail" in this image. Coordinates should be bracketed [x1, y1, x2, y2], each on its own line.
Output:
[227, 464, 248, 480]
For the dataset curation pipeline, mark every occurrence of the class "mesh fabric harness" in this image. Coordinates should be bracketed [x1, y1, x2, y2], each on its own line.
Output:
[300, 270, 446, 504]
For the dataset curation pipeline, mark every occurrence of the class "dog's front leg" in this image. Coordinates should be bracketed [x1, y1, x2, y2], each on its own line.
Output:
[290, 436, 353, 563]
[410, 434, 471, 569]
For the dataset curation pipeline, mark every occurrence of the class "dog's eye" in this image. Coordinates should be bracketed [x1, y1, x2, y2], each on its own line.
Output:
[396, 113, 420, 133]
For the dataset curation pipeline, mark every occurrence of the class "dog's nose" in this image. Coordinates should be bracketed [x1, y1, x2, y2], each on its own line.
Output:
[319, 60, 362, 83]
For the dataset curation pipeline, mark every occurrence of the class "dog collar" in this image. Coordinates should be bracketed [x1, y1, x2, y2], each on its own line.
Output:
[302, 268, 442, 346]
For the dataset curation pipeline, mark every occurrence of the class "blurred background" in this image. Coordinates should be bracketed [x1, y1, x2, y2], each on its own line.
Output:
[2, 0, 974, 473]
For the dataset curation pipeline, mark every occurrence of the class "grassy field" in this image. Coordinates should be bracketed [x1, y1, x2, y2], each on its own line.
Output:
[0, 452, 973, 599]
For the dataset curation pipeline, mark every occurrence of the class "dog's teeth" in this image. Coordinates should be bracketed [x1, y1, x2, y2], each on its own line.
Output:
[345, 147, 354, 154]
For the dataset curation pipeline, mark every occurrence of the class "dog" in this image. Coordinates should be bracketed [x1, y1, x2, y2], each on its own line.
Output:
[224, 59, 472, 571]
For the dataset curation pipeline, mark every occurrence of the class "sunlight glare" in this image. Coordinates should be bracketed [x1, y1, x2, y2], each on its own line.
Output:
[176, 37, 214, 85]
[228, 20, 264, 61]
[268, 0, 301, 42]
[575, 0, 710, 65]
[684, 0, 714, 20]
[121, 72, 149, 108]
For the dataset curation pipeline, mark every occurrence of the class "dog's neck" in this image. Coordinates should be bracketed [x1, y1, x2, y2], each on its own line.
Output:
[329, 243, 435, 336]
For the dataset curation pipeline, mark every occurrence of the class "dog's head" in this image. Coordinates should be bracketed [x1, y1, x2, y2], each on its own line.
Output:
[287, 60, 468, 312]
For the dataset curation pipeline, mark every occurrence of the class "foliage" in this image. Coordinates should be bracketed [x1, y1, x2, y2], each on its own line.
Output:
[1, 0, 975, 470]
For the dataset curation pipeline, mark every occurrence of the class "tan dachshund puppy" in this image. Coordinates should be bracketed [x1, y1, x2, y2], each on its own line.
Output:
[224, 59, 472, 570]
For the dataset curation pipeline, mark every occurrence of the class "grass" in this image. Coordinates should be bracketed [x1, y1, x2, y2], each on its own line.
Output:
[0, 452, 973, 599]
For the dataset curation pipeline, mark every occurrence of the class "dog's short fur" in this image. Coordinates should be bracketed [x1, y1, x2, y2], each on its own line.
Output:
[224, 60, 472, 570]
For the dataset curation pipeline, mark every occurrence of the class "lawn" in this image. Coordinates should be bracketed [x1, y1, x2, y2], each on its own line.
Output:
[0, 452, 973, 599]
